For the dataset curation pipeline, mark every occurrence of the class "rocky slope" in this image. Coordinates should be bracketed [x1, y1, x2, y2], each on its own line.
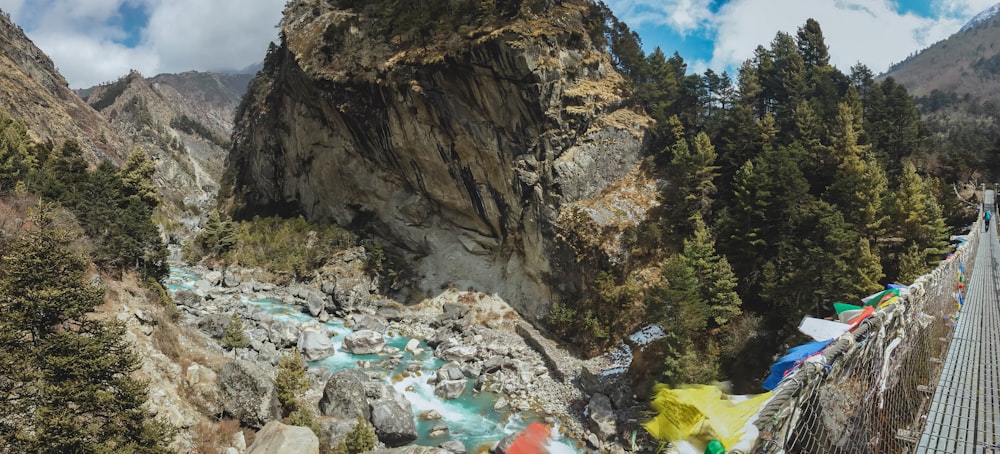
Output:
[883, 7, 1000, 100]
[225, 0, 654, 321]
[81, 70, 253, 234]
[0, 11, 128, 162]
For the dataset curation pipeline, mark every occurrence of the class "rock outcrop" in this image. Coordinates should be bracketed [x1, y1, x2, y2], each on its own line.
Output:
[247, 421, 320, 454]
[218, 360, 282, 428]
[226, 0, 653, 320]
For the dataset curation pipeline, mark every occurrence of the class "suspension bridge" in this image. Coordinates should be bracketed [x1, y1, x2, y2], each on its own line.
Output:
[748, 190, 995, 453]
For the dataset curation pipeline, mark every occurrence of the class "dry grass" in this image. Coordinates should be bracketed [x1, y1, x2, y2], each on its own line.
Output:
[190, 418, 249, 454]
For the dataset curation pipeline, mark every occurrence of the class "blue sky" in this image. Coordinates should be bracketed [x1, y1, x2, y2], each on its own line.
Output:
[603, 0, 997, 75]
[0, 0, 994, 88]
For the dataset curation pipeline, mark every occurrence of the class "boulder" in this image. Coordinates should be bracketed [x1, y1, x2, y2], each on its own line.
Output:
[269, 319, 300, 348]
[405, 339, 422, 355]
[330, 276, 374, 312]
[439, 440, 467, 454]
[204, 270, 223, 286]
[197, 313, 231, 338]
[297, 329, 336, 361]
[319, 369, 370, 419]
[246, 421, 319, 454]
[223, 269, 243, 287]
[436, 343, 477, 363]
[587, 393, 617, 441]
[349, 313, 389, 333]
[218, 360, 281, 428]
[434, 379, 466, 400]
[370, 385, 418, 447]
[343, 329, 385, 355]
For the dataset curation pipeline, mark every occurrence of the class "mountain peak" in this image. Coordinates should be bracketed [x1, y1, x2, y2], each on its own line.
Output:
[960, 2, 1000, 33]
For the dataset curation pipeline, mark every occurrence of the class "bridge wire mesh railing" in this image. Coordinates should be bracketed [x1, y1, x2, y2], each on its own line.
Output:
[750, 221, 981, 454]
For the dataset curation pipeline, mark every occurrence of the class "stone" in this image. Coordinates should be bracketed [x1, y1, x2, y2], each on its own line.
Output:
[434, 379, 466, 400]
[218, 360, 281, 428]
[134, 308, 154, 324]
[223, 269, 243, 287]
[186, 363, 203, 385]
[204, 270, 223, 286]
[405, 338, 421, 355]
[428, 425, 449, 438]
[420, 409, 442, 420]
[246, 421, 319, 454]
[220, 448, 239, 454]
[370, 385, 418, 447]
[350, 313, 389, 333]
[268, 319, 300, 348]
[372, 447, 450, 454]
[343, 329, 385, 355]
[319, 369, 370, 420]
[297, 328, 335, 361]
[483, 355, 505, 373]
[197, 313, 231, 338]
[493, 396, 508, 410]
[439, 440, 467, 454]
[232, 431, 247, 452]
[587, 393, 617, 441]
[436, 343, 477, 363]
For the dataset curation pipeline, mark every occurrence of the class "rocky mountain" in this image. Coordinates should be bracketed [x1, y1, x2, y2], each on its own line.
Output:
[81, 70, 254, 232]
[225, 0, 654, 321]
[883, 6, 1000, 101]
[961, 2, 1000, 33]
[0, 11, 128, 162]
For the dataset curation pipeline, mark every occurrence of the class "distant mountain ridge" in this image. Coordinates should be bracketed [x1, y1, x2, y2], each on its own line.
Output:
[960, 2, 1000, 33]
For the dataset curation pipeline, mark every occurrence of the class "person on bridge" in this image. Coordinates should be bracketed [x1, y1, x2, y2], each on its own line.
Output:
[986, 209, 992, 232]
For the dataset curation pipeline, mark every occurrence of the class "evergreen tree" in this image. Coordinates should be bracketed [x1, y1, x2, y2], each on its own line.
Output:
[275, 350, 311, 417]
[888, 162, 949, 281]
[826, 103, 889, 238]
[0, 112, 34, 189]
[222, 312, 249, 351]
[120, 148, 160, 208]
[0, 207, 173, 452]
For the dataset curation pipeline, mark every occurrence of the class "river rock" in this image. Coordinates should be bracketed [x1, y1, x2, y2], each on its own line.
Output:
[218, 360, 281, 428]
[372, 447, 450, 454]
[428, 425, 449, 438]
[223, 269, 242, 287]
[434, 379, 466, 400]
[297, 329, 335, 361]
[587, 393, 616, 441]
[319, 369, 370, 420]
[370, 385, 418, 447]
[405, 339, 422, 355]
[246, 420, 319, 454]
[343, 329, 385, 354]
[350, 313, 389, 333]
[436, 341, 477, 363]
[204, 270, 223, 286]
[439, 440, 466, 454]
[269, 319, 300, 348]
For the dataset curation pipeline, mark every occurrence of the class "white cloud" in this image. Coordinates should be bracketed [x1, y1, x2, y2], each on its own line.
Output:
[0, 0, 284, 88]
[706, 0, 967, 73]
[609, 0, 714, 35]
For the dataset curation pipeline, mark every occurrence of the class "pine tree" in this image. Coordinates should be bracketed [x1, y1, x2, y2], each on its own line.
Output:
[682, 218, 742, 326]
[222, 312, 249, 351]
[0, 207, 173, 452]
[0, 111, 34, 188]
[276, 350, 311, 417]
[120, 148, 160, 209]
[889, 162, 949, 280]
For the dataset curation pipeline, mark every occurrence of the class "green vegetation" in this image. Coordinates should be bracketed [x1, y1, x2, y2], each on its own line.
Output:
[275, 350, 311, 417]
[545, 16, 965, 387]
[89, 75, 131, 111]
[170, 114, 229, 148]
[221, 312, 249, 351]
[333, 416, 376, 454]
[186, 214, 357, 280]
[0, 206, 174, 452]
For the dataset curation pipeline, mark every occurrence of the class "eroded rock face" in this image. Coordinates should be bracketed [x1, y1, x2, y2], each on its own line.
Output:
[227, 0, 652, 321]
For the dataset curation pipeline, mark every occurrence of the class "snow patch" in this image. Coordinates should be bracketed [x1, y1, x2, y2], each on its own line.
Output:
[961, 2, 1000, 33]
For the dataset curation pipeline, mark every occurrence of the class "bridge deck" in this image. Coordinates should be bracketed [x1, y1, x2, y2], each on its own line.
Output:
[917, 189, 1000, 453]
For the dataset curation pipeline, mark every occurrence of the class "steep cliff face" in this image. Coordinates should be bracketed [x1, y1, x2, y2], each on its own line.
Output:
[0, 11, 127, 162]
[227, 0, 653, 320]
